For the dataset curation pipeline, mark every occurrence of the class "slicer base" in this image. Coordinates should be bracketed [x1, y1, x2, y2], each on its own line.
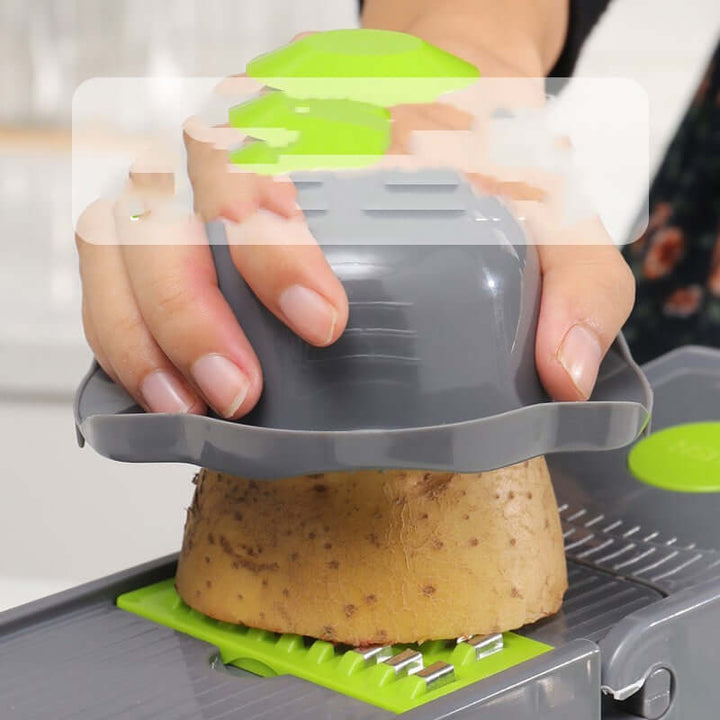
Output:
[4, 347, 720, 719]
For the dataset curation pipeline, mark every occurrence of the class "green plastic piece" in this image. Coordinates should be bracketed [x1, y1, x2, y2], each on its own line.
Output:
[628, 422, 720, 493]
[231, 29, 480, 173]
[228, 91, 390, 173]
[246, 29, 480, 105]
[117, 579, 553, 714]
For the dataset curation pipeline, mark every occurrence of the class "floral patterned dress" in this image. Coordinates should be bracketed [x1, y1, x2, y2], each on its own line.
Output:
[622, 39, 720, 364]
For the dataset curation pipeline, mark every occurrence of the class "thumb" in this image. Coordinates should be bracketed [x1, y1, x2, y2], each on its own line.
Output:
[535, 230, 636, 401]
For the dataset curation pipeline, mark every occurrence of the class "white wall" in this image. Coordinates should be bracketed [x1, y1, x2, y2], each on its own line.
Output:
[574, 0, 720, 177]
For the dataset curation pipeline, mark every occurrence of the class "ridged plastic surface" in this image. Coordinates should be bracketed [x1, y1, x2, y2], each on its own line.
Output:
[523, 563, 662, 646]
[0, 599, 386, 720]
[559, 503, 720, 594]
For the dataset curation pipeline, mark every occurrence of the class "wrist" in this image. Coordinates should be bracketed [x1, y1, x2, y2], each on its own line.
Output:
[364, 11, 547, 78]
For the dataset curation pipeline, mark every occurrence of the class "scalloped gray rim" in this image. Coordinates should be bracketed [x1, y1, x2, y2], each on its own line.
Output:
[74, 336, 652, 480]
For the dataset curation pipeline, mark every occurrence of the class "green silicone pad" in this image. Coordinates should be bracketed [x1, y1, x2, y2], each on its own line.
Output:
[628, 422, 720, 493]
[117, 579, 552, 714]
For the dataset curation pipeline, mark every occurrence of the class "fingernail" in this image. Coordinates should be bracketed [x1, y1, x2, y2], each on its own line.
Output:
[191, 353, 250, 418]
[558, 324, 603, 399]
[278, 285, 338, 345]
[140, 370, 193, 414]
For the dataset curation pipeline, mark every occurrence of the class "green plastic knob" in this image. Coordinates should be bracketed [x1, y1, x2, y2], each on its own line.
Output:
[230, 28, 479, 173]
[229, 91, 390, 173]
[246, 28, 480, 105]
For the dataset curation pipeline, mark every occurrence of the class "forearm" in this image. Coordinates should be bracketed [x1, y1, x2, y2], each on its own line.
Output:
[361, 0, 568, 77]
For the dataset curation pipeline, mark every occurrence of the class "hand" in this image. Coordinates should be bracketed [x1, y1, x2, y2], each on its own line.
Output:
[371, 10, 637, 401]
[385, 103, 636, 403]
[76, 29, 634, 421]
[75, 122, 349, 419]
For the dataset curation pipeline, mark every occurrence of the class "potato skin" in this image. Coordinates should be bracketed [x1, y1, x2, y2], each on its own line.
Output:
[175, 458, 567, 645]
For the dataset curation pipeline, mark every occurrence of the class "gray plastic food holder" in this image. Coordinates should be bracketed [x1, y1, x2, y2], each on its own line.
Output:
[74, 169, 651, 479]
[4, 345, 720, 719]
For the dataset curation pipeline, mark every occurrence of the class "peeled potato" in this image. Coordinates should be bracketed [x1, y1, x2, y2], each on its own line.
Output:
[175, 458, 567, 645]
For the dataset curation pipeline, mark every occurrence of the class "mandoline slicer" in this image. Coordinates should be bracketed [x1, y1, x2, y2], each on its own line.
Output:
[6, 29, 720, 719]
[4, 345, 720, 719]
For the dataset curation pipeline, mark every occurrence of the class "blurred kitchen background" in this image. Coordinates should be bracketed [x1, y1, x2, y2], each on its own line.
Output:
[1, 0, 719, 612]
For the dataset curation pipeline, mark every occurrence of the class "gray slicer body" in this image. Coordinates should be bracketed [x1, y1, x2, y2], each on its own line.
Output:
[5, 346, 720, 719]
[9, 168, 716, 719]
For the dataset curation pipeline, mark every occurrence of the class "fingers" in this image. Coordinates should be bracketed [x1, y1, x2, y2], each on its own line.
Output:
[225, 214, 349, 347]
[184, 117, 301, 224]
[184, 28, 318, 226]
[117, 217, 264, 419]
[387, 102, 474, 155]
[78, 195, 267, 420]
[535, 231, 636, 401]
[76, 200, 206, 414]
[258, 176, 302, 217]
[81, 296, 117, 385]
[77, 32, 350, 421]
[79, 131, 345, 419]
[289, 31, 316, 42]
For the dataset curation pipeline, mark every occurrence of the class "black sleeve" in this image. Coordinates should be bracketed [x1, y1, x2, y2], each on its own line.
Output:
[357, 0, 613, 78]
[548, 0, 613, 76]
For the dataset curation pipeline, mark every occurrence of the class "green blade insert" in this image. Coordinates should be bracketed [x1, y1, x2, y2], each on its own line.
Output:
[117, 579, 552, 714]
